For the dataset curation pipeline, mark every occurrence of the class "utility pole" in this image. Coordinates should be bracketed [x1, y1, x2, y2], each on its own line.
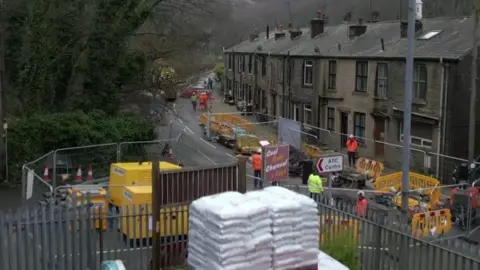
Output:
[400, 0, 415, 213]
[468, 1, 480, 163]
[0, 0, 5, 182]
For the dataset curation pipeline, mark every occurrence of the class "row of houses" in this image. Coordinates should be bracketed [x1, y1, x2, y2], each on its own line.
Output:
[223, 10, 477, 182]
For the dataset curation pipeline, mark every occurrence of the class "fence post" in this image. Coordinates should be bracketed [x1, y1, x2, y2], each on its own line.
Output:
[116, 143, 121, 163]
[53, 150, 57, 189]
[236, 155, 248, 193]
[374, 213, 385, 270]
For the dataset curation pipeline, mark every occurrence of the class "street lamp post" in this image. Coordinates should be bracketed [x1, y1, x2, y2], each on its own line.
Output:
[3, 119, 7, 183]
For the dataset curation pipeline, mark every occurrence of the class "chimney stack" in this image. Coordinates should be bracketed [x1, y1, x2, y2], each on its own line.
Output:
[249, 25, 259, 41]
[370, 11, 380, 22]
[348, 18, 367, 39]
[289, 27, 302, 39]
[310, 10, 325, 38]
[400, 20, 423, 38]
[274, 24, 286, 40]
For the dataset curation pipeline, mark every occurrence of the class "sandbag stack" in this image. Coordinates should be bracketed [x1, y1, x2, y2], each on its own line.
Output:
[263, 187, 320, 268]
[188, 192, 273, 270]
[245, 190, 303, 270]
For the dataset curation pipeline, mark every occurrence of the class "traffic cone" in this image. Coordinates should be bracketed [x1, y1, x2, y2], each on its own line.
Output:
[43, 165, 50, 182]
[75, 165, 83, 183]
[86, 165, 93, 181]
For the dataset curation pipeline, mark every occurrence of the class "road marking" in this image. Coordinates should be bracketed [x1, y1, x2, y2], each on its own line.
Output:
[198, 150, 217, 165]
[184, 126, 194, 134]
[178, 118, 184, 124]
[200, 138, 216, 148]
[227, 153, 236, 159]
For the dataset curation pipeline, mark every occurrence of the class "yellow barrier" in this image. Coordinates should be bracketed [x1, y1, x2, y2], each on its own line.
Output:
[302, 143, 324, 158]
[355, 158, 384, 179]
[375, 172, 441, 210]
[319, 215, 358, 242]
[411, 209, 452, 238]
[199, 113, 253, 132]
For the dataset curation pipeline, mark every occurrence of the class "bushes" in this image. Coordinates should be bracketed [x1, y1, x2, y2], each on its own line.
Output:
[8, 110, 156, 182]
[215, 63, 224, 78]
[320, 229, 360, 270]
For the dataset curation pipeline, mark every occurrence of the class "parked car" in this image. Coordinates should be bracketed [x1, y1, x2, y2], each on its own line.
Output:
[182, 87, 211, 98]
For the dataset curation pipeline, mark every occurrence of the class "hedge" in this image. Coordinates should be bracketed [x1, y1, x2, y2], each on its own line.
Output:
[7, 110, 156, 182]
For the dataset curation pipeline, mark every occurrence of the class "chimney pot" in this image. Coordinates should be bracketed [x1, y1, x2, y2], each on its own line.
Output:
[358, 18, 363, 25]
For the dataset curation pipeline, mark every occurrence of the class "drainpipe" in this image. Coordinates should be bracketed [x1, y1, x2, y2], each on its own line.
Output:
[435, 59, 445, 177]
[287, 52, 292, 119]
[282, 53, 287, 117]
[253, 49, 258, 109]
[436, 61, 448, 178]
[232, 49, 236, 100]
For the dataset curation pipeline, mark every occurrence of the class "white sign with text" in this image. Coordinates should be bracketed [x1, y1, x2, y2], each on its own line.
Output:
[317, 156, 343, 173]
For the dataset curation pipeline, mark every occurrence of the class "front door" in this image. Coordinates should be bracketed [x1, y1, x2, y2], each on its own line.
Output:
[374, 118, 385, 157]
[340, 112, 349, 150]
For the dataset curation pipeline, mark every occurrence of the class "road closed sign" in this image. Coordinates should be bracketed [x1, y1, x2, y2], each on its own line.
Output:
[317, 155, 343, 173]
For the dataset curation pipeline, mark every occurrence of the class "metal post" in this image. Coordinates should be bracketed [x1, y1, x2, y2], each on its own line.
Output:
[327, 173, 333, 205]
[206, 106, 212, 140]
[151, 160, 160, 270]
[4, 121, 6, 183]
[261, 146, 266, 187]
[469, 3, 479, 163]
[401, 0, 415, 213]
[0, 0, 5, 182]
[400, 0, 415, 268]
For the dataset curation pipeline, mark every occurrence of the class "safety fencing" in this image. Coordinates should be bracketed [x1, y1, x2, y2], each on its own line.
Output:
[21, 130, 238, 204]
[3, 188, 480, 270]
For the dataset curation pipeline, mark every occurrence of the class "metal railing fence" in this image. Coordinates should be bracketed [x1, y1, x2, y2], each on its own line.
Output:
[2, 192, 480, 270]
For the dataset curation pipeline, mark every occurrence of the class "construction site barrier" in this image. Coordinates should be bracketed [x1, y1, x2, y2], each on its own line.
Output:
[354, 158, 384, 179]
[200, 113, 254, 132]
[319, 215, 359, 242]
[411, 209, 452, 238]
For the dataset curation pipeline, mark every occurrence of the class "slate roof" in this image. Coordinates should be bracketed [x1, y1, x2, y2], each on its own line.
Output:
[227, 17, 473, 60]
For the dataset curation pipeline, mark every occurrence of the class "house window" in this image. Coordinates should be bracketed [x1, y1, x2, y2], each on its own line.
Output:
[375, 63, 388, 98]
[399, 121, 433, 148]
[328, 60, 337, 89]
[248, 54, 253, 73]
[277, 58, 283, 81]
[327, 108, 335, 131]
[355, 61, 368, 92]
[303, 60, 313, 86]
[287, 59, 294, 83]
[293, 104, 300, 121]
[414, 64, 427, 101]
[261, 56, 266, 76]
[228, 54, 233, 70]
[353, 112, 366, 144]
[303, 104, 312, 125]
[238, 55, 245, 72]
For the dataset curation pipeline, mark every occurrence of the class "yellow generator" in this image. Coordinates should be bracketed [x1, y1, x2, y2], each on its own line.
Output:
[67, 187, 108, 231]
[117, 186, 189, 247]
[108, 161, 182, 207]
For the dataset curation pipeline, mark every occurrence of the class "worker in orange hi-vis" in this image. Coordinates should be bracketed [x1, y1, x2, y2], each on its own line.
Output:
[346, 134, 358, 167]
[199, 92, 208, 111]
[355, 191, 368, 217]
[251, 148, 263, 189]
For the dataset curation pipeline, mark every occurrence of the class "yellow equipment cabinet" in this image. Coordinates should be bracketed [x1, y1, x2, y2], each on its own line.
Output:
[108, 162, 182, 207]
[375, 172, 441, 211]
[67, 187, 108, 231]
[119, 186, 189, 245]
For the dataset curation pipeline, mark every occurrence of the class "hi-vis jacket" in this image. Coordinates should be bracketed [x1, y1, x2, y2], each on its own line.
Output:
[252, 154, 262, 170]
[308, 174, 324, 193]
[346, 139, 358, 152]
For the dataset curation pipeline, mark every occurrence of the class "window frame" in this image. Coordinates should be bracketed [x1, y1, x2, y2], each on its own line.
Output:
[248, 54, 253, 73]
[375, 63, 388, 98]
[355, 61, 368, 92]
[327, 107, 335, 131]
[328, 60, 337, 89]
[293, 104, 300, 122]
[398, 121, 433, 148]
[414, 64, 427, 101]
[277, 58, 284, 81]
[303, 104, 312, 125]
[303, 60, 314, 86]
[353, 112, 366, 144]
[261, 56, 266, 76]
[228, 54, 233, 70]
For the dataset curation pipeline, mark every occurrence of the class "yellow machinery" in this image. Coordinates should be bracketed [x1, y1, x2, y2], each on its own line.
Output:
[108, 162, 182, 207]
[319, 215, 358, 242]
[236, 135, 278, 155]
[411, 209, 452, 238]
[67, 187, 108, 231]
[118, 186, 188, 245]
[200, 113, 254, 136]
[375, 172, 441, 211]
